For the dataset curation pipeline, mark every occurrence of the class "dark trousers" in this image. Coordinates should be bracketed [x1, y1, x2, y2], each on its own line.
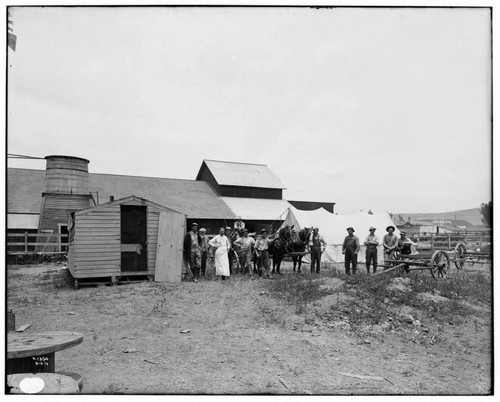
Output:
[311, 249, 322, 274]
[201, 251, 207, 276]
[345, 248, 358, 275]
[365, 248, 377, 273]
[189, 249, 201, 279]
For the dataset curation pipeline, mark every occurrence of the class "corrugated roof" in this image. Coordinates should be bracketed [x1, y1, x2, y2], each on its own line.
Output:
[8, 168, 236, 220]
[220, 197, 291, 221]
[200, 160, 286, 189]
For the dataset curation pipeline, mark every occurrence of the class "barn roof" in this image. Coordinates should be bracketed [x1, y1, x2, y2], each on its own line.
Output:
[196, 160, 286, 189]
[8, 168, 45, 214]
[220, 197, 291, 221]
[8, 168, 236, 220]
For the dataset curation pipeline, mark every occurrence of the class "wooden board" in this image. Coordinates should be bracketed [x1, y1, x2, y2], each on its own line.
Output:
[7, 373, 79, 394]
[7, 332, 83, 359]
[154, 212, 185, 282]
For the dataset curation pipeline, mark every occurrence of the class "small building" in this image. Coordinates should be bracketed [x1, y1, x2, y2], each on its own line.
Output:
[68, 195, 186, 289]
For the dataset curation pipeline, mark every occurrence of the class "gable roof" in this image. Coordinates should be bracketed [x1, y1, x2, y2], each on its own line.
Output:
[196, 160, 286, 189]
[8, 168, 236, 220]
[74, 195, 184, 216]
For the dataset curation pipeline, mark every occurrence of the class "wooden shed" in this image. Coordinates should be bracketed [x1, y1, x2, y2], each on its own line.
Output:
[68, 195, 186, 289]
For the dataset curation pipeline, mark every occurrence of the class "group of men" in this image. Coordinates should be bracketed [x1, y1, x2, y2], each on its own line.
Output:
[184, 216, 414, 281]
[182, 217, 275, 282]
[342, 225, 414, 275]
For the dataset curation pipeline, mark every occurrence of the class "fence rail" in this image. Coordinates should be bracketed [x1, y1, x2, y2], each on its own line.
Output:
[413, 232, 491, 251]
[7, 232, 68, 253]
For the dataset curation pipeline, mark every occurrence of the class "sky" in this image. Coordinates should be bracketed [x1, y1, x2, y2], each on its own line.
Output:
[6, 6, 492, 214]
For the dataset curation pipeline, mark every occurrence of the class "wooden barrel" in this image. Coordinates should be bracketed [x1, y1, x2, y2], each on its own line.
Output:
[44, 155, 90, 195]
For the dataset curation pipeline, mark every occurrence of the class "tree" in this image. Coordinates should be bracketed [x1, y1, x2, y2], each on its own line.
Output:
[8, 10, 17, 51]
[480, 201, 492, 227]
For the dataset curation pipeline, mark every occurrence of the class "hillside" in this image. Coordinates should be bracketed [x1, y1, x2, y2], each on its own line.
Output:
[393, 208, 483, 226]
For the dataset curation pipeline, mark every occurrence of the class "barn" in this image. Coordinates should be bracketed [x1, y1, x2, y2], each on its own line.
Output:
[68, 195, 186, 289]
[195, 159, 335, 233]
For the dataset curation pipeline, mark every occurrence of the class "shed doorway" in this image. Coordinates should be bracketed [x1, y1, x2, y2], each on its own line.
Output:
[120, 205, 147, 272]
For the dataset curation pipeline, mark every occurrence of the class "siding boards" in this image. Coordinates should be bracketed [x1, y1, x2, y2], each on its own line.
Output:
[71, 206, 120, 278]
[68, 196, 185, 283]
[147, 210, 160, 275]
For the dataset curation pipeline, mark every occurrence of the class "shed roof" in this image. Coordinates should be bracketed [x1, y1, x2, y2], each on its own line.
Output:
[220, 197, 291, 221]
[8, 168, 236, 220]
[74, 195, 185, 216]
[197, 160, 286, 189]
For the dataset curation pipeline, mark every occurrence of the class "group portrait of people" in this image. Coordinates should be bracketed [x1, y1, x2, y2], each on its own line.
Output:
[183, 217, 415, 282]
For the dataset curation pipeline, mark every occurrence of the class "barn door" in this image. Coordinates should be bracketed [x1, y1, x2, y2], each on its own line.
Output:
[120, 205, 147, 272]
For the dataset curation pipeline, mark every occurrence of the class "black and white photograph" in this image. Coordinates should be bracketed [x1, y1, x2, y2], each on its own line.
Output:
[5, 2, 493, 396]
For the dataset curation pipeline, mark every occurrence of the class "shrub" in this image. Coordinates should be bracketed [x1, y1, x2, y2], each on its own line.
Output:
[262, 274, 334, 313]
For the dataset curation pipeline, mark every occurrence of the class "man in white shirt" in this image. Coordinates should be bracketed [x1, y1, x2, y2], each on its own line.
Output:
[364, 227, 379, 275]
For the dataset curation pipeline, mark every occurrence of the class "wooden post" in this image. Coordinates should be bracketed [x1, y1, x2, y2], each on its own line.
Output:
[448, 234, 451, 249]
[24, 232, 28, 252]
[431, 234, 434, 249]
[7, 311, 15, 332]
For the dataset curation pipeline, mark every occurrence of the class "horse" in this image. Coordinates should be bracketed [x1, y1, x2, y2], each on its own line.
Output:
[270, 226, 312, 274]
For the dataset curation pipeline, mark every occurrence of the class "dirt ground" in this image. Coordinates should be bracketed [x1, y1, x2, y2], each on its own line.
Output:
[6, 261, 492, 395]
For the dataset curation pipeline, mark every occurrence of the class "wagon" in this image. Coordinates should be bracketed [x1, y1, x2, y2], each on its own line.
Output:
[378, 249, 451, 280]
[452, 242, 492, 269]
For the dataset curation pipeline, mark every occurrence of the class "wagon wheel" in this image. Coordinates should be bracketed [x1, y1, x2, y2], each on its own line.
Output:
[454, 242, 466, 270]
[430, 250, 450, 280]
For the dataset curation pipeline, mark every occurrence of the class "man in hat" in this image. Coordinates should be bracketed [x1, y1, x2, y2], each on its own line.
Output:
[308, 227, 327, 274]
[342, 227, 360, 275]
[199, 228, 209, 277]
[255, 229, 273, 279]
[233, 228, 256, 278]
[397, 231, 414, 255]
[364, 227, 379, 275]
[383, 226, 399, 264]
[234, 216, 245, 233]
[183, 222, 203, 282]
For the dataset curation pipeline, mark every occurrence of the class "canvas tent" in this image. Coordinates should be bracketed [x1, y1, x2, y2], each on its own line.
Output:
[280, 206, 400, 265]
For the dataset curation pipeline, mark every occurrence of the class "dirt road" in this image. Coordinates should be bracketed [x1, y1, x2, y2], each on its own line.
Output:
[7, 263, 492, 394]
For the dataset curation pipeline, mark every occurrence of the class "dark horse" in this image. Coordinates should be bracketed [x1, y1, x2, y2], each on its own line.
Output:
[270, 226, 312, 274]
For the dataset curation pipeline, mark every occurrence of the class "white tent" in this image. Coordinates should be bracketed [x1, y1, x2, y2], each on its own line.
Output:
[280, 206, 400, 265]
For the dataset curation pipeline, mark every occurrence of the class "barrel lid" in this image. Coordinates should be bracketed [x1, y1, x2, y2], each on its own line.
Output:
[45, 155, 90, 164]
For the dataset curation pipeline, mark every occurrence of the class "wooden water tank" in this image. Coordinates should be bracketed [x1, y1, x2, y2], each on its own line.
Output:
[44, 156, 90, 195]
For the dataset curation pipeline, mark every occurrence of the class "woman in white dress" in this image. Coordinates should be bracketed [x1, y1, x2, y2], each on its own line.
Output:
[208, 227, 231, 280]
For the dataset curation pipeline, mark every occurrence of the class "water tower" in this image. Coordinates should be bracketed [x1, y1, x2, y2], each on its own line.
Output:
[38, 155, 93, 234]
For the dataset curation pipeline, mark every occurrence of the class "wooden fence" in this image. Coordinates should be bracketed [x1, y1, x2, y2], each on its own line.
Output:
[7, 232, 68, 254]
[413, 231, 492, 251]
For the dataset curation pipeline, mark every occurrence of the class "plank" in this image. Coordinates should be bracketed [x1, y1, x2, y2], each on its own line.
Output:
[74, 259, 120, 265]
[74, 264, 119, 269]
[73, 271, 119, 277]
[155, 212, 184, 282]
[15, 324, 32, 332]
[337, 372, 385, 381]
